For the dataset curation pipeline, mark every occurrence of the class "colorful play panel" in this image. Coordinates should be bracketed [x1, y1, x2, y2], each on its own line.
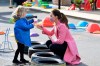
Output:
[22, 0, 100, 10]
[23, 1, 32, 7]
[28, 0, 52, 8]
[70, 0, 100, 10]
[38, 0, 50, 8]
[9, 17, 15, 23]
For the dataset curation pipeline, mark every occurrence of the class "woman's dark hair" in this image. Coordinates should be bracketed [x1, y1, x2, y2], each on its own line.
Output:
[52, 9, 69, 28]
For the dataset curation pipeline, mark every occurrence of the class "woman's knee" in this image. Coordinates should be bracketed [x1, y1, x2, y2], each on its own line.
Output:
[46, 40, 52, 48]
[49, 44, 57, 52]
[46, 40, 52, 44]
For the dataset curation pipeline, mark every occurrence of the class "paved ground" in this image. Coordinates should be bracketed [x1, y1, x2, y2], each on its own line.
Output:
[0, 0, 100, 66]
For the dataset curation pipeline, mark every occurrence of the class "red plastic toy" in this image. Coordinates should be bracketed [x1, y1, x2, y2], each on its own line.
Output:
[86, 23, 100, 33]
[42, 16, 54, 27]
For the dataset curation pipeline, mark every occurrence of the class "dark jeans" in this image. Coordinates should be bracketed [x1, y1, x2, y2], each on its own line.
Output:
[46, 40, 68, 59]
[13, 42, 25, 60]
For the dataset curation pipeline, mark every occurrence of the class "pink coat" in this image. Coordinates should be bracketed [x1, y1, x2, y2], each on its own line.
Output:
[42, 21, 81, 65]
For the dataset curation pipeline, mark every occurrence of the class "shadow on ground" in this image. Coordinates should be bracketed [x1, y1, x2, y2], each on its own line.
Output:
[0, 12, 12, 23]
[67, 62, 88, 66]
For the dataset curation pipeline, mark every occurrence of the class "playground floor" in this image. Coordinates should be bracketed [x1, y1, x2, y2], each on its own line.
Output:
[0, 0, 100, 66]
[0, 21, 100, 66]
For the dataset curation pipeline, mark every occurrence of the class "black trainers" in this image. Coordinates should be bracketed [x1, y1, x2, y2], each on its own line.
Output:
[20, 59, 29, 63]
[13, 60, 22, 64]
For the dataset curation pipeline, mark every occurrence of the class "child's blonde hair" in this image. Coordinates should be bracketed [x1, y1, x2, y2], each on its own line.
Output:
[16, 6, 27, 18]
[12, 6, 27, 21]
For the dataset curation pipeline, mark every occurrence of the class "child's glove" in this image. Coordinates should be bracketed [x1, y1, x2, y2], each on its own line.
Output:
[33, 18, 38, 25]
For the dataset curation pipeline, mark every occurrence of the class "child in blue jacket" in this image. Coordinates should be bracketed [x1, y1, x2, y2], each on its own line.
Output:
[13, 6, 34, 64]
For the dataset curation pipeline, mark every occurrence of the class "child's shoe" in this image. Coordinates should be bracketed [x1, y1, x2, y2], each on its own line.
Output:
[20, 59, 29, 63]
[12, 60, 22, 64]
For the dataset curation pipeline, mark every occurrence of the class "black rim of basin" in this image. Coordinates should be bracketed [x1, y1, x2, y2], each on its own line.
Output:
[38, 60, 59, 64]
[33, 46, 48, 49]
[37, 53, 54, 57]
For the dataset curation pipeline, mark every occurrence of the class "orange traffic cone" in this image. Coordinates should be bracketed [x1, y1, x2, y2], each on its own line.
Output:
[84, 0, 92, 11]
[68, 4, 76, 10]
[96, 0, 100, 8]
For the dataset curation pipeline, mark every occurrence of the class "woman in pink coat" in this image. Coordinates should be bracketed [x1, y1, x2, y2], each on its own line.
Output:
[37, 9, 81, 65]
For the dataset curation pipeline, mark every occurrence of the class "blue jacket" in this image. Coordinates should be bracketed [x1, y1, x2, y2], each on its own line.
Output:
[14, 18, 34, 47]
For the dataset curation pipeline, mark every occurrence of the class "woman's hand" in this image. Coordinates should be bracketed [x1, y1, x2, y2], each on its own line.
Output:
[48, 36, 52, 40]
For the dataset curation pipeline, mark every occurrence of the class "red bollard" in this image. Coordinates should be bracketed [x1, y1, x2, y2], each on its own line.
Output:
[96, 0, 100, 8]
[84, 0, 92, 11]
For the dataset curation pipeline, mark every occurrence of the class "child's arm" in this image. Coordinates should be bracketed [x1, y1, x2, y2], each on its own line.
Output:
[36, 24, 54, 36]
[18, 19, 34, 30]
[42, 27, 54, 36]
[28, 19, 34, 24]
[21, 23, 34, 30]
